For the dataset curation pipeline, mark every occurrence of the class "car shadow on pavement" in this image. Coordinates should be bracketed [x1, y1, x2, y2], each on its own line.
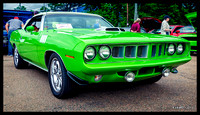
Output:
[69, 80, 169, 100]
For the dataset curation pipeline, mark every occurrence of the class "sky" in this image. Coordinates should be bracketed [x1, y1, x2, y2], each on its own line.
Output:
[3, 3, 49, 11]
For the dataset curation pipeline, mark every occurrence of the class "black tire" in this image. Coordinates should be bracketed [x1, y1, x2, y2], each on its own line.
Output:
[48, 53, 73, 99]
[13, 46, 28, 69]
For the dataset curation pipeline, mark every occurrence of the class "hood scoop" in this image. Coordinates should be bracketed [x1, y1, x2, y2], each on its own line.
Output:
[95, 27, 125, 32]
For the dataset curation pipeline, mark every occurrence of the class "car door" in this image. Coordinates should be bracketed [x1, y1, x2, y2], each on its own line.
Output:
[19, 15, 43, 65]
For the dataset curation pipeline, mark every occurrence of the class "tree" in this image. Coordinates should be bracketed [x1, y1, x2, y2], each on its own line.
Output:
[14, 5, 26, 11]
[48, 3, 84, 11]
[84, 3, 128, 27]
[84, 3, 197, 27]
[40, 6, 50, 12]
[138, 3, 197, 25]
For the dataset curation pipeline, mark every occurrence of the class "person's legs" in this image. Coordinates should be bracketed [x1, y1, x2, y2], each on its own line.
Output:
[7, 30, 14, 56]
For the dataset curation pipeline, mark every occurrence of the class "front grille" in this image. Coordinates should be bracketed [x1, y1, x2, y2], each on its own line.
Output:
[111, 43, 170, 58]
[182, 37, 197, 41]
[137, 46, 148, 58]
[125, 46, 136, 57]
[112, 45, 149, 58]
[112, 47, 124, 58]
[117, 67, 164, 77]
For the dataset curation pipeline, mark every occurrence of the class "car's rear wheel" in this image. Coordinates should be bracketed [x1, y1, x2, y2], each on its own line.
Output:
[48, 53, 73, 99]
[13, 46, 28, 69]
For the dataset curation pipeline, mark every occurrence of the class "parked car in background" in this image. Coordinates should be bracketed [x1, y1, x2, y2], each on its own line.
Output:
[140, 17, 162, 32]
[120, 27, 147, 33]
[148, 29, 161, 34]
[122, 17, 162, 33]
[172, 25, 196, 36]
[169, 25, 184, 36]
[10, 12, 191, 98]
[149, 25, 184, 36]
[178, 12, 197, 52]
[3, 10, 33, 54]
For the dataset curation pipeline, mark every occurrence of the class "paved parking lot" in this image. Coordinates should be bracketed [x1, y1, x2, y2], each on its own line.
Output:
[3, 55, 197, 112]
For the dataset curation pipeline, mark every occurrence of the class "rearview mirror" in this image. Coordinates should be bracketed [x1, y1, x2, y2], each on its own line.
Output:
[26, 26, 35, 32]
[176, 30, 180, 33]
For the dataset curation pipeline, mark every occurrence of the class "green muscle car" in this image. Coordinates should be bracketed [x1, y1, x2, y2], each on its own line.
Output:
[178, 12, 197, 52]
[10, 12, 191, 98]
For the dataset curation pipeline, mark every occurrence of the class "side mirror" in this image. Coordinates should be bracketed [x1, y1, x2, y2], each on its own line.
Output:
[26, 26, 35, 32]
[176, 30, 180, 33]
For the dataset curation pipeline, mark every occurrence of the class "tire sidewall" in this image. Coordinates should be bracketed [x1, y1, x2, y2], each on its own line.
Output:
[13, 46, 19, 68]
[48, 53, 72, 98]
[13, 46, 27, 69]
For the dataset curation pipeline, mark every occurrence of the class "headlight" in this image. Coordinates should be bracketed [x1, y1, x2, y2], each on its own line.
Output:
[99, 45, 111, 59]
[167, 44, 175, 55]
[84, 46, 96, 61]
[177, 43, 184, 54]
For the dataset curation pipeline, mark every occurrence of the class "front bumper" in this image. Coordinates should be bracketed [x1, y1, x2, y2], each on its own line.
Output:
[70, 55, 191, 84]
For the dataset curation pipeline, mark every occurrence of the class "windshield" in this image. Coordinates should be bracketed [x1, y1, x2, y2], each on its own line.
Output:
[177, 26, 196, 33]
[44, 14, 113, 30]
[170, 26, 175, 30]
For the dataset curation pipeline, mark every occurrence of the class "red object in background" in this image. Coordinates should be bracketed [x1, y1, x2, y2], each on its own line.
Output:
[140, 17, 196, 36]
[170, 25, 196, 36]
[14, 16, 19, 19]
[148, 25, 185, 36]
[169, 25, 184, 36]
[140, 17, 162, 32]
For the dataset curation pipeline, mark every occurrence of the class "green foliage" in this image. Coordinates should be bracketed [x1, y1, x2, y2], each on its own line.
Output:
[48, 3, 84, 11]
[85, 3, 197, 27]
[84, 3, 127, 27]
[40, 6, 50, 12]
[14, 5, 26, 11]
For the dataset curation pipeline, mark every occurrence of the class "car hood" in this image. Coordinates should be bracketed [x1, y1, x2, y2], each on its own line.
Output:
[140, 17, 162, 32]
[178, 33, 197, 37]
[185, 12, 197, 31]
[55, 28, 188, 44]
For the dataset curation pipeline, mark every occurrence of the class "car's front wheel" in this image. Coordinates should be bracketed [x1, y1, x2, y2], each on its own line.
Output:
[48, 53, 74, 98]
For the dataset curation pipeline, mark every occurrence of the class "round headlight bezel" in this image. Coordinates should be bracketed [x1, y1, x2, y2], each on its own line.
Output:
[167, 43, 176, 55]
[99, 45, 111, 60]
[84, 46, 96, 61]
[176, 43, 184, 54]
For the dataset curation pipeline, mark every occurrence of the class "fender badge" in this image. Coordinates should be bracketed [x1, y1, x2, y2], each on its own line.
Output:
[40, 35, 48, 43]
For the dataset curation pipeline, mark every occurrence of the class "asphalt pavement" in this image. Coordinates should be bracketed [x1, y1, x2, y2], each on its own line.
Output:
[3, 55, 197, 112]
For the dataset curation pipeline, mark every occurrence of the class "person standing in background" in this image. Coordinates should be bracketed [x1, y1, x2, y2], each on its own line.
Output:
[5, 17, 24, 56]
[160, 15, 172, 35]
[130, 18, 141, 32]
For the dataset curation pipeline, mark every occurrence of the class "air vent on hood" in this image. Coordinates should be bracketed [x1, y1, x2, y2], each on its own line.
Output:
[95, 27, 125, 31]
[106, 28, 125, 31]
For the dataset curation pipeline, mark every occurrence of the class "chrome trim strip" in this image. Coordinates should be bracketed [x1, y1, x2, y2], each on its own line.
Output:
[23, 59, 48, 72]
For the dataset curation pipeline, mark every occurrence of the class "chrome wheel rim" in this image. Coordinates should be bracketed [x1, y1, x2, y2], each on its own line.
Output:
[14, 47, 18, 65]
[50, 58, 62, 93]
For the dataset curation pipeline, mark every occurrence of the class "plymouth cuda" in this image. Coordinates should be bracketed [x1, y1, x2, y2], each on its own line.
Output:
[10, 12, 191, 98]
